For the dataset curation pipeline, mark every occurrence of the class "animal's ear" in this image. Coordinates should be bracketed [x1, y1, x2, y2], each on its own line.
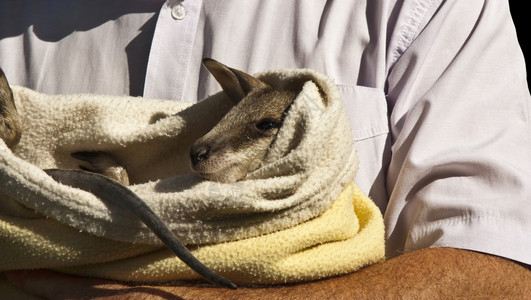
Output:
[203, 58, 268, 104]
[0, 68, 15, 110]
[0, 68, 11, 94]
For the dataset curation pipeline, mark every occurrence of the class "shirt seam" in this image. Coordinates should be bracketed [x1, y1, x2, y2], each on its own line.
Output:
[390, 0, 437, 66]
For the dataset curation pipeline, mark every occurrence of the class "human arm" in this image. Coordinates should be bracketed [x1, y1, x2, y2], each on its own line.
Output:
[6, 248, 531, 299]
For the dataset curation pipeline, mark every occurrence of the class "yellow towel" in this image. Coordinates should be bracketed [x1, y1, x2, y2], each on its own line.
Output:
[0, 67, 385, 288]
[0, 183, 384, 285]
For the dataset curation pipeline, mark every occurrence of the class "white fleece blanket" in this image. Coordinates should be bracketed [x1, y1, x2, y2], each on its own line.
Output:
[0, 69, 359, 246]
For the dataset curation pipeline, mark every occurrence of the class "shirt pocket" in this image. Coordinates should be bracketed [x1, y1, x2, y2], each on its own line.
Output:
[336, 84, 389, 141]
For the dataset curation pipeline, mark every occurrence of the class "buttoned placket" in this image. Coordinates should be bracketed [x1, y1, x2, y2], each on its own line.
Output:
[143, 0, 202, 101]
[171, 1, 186, 20]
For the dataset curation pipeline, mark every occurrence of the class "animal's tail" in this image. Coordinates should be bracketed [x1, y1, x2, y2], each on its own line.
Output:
[45, 169, 238, 290]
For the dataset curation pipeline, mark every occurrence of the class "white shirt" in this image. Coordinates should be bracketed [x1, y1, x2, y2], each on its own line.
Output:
[0, 0, 529, 263]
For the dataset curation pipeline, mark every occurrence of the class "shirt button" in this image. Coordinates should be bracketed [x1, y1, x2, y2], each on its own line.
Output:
[171, 2, 186, 20]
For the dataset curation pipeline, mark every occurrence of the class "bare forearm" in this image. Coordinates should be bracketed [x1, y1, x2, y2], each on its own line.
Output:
[6, 248, 531, 299]
[332, 247, 531, 299]
[222, 248, 531, 299]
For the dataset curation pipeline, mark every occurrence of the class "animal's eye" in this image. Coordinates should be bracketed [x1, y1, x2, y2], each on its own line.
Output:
[255, 118, 281, 131]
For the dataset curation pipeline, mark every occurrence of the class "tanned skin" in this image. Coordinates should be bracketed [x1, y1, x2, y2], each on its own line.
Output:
[5, 248, 531, 298]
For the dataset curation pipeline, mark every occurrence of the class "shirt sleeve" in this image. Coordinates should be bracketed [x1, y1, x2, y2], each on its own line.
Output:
[384, 0, 531, 264]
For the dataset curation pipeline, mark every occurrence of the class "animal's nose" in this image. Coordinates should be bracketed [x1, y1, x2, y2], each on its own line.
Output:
[190, 146, 211, 165]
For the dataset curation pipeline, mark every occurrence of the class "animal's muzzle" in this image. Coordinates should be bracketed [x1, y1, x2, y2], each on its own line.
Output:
[190, 145, 211, 166]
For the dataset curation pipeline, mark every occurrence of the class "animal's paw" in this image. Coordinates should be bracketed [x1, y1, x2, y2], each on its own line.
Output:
[72, 151, 130, 185]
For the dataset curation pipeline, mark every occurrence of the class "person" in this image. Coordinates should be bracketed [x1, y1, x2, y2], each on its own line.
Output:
[1, 0, 530, 298]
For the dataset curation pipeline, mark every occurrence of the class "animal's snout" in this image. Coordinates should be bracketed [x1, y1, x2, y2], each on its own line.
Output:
[190, 145, 211, 166]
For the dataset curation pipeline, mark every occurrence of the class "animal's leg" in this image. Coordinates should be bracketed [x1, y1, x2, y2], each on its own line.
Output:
[0, 69, 22, 149]
[72, 151, 130, 185]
